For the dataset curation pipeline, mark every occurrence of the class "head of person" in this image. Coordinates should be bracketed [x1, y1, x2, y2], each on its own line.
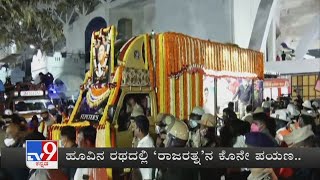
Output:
[155, 113, 170, 134]
[77, 126, 96, 148]
[266, 97, 270, 101]
[189, 106, 205, 129]
[155, 114, 175, 148]
[2, 109, 13, 121]
[128, 96, 137, 107]
[204, 88, 209, 98]
[29, 115, 39, 132]
[133, 115, 149, 139]
[41, 111, 49, 121]
[251, 112, 268, 133]
[67, 105, 74, 116]
[246, 105, 253, 114]
[164, 119, 189, 148]
[298, 114, 316, 130]
[129, 107, 144, 132]
[60, 126, 76, 148]
[4, 123, 20, 147]
[39, 72, 44, 79]
[312, 101, 319, 110]
[302, 100, 312, 110]
[283, 125, 316, 147]
[19, 117, 28, 132]
[198, 113, 216, 138]
[11, 113, 21, 124]
[48, 104, 57, 116]
[287, 103, 300, 120]
[227, 102, 234, 110]
[242, 80, 249, 87]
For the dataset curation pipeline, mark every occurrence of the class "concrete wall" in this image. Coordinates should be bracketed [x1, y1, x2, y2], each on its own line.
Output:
[109, 3, 154, 36]
[233, 0, 261, 48]
[265, 58, 320, 74]
[66, 5, 109, 54]
[154, 0, 233, 43]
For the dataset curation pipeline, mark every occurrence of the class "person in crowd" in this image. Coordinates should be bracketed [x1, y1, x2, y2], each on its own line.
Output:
[4, 123, 24, 148]
[197, 113, 217, 147]
[298, 114, 317, 133]
[245, 132, 278, 180]
[129, 108, 145, 147]
[48, 104, 63, 124]
[39, 107, 56, 138]
[74, 126, 97, 180]
[154, 113, 171, 148]
[219, 120, 236, 147]
[197, 113, 225, 180]
[287, 103, 300, 121]
[60, 126, 77, 180]
[281, 51, 286, 61]
[296, 95, 303, 110]
[60, 126, 77, 148]
[251, 112, 278, 146]
[232, 80, 252, 119]
[312, 101, 320, 112]
[0, 109, 13, 129]
[270, 109, 294, 145]
[153, 114, 175, 180]
[223, 102, 237, 123]
[127, 96, 144, 115]
[4, 123, 29, 180]
[301, 100, 316, 117]
[221, 118, 250, 180]
[312, 101, 320, 125]
[262, 97, 271, 113]
[187, 106, 205, 148]
[19, 117, 28, 132]
[282, 125, 320, 180]
[132, 115, 154, 180]
[242, 105, 253, 124]
[28, 115, 45, 139]
[67, 105, 75, 118]
[161, 118, 198, 180]
[232, 119, 251, 148]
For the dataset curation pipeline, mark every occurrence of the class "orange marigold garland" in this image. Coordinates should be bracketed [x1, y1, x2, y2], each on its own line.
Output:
[155, 35, 159, 112]
[165, 34, 170, 114]
[183, 37, 188, 119]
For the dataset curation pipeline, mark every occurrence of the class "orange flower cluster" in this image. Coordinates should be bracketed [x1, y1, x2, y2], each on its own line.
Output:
[163, 32, 264, 79]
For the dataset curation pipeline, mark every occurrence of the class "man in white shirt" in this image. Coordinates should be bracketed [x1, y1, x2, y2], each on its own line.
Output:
[262, 97, 271, 112]
[133, 115, 154, 180]
[242, 105, 253, 124]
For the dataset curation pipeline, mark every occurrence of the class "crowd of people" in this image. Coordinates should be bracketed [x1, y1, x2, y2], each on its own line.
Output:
[0, 103, 75, 180]
[127, 95, 320, 180]
[1, 94, 320, 180]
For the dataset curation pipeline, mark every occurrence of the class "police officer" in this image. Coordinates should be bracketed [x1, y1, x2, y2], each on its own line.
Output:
[187, 106, 205, 148]
[161, 118, 198, 180]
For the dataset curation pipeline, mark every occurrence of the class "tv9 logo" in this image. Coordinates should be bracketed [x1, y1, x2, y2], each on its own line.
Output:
[26, 140, 58, 169]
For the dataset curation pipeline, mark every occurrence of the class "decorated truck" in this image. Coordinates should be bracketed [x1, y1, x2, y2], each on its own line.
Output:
[49, 25, 264, 179]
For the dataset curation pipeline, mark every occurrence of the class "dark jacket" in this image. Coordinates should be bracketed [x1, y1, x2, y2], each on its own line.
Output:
[233, 85, 252, 104]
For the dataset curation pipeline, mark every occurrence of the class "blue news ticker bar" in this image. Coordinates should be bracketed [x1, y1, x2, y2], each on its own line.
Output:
[1, 148, 320, 168]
